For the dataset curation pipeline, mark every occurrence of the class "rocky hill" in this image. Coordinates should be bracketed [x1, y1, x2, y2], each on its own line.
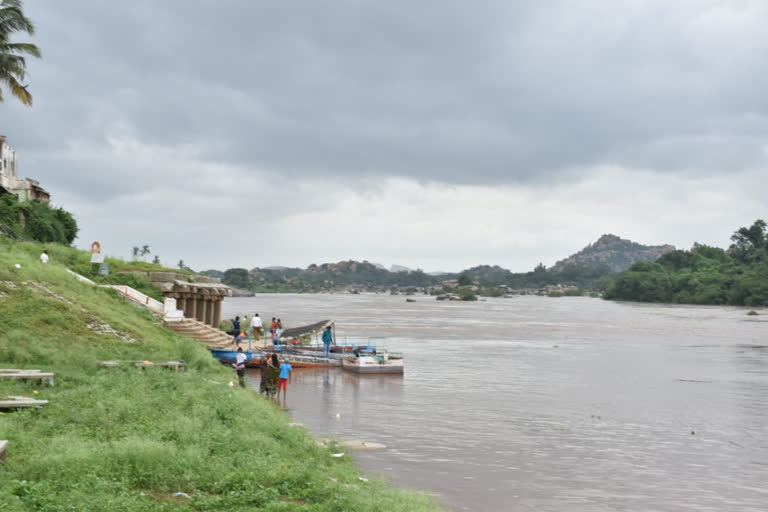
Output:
[551, 234, 675, 273]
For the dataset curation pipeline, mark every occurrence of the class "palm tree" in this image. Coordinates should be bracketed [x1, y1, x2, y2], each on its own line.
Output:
[132, 246, 140, 259]
[0, 0, 41, 106]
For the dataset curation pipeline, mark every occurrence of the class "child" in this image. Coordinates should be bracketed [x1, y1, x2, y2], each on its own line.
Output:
[278, 358, 292, 400]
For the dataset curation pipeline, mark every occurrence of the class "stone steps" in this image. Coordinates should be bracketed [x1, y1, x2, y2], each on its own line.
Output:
[167, 319, 233, 348]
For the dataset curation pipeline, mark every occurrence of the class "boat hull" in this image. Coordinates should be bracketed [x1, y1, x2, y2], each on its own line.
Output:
[209, 348, 342, 369]
[342, 357, 404, 375]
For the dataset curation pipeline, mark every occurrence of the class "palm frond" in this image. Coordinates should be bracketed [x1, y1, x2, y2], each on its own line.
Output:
[0, 0, 39, 106]
[2, 72, 31, 105]
[0, 41, 40, 58]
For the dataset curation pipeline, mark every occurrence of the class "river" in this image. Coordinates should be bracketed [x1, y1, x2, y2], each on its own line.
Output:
[222, 294, 768, 512]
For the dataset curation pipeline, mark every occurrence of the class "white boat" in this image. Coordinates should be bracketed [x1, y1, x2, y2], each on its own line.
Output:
[341, 351, 404, 375]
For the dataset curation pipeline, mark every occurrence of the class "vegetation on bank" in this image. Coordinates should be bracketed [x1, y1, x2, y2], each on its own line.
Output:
[603, 220, 768, 306]
[0, 195, 78, 245]
[210, 260, 617, 295]
[0, 240, 443, 511]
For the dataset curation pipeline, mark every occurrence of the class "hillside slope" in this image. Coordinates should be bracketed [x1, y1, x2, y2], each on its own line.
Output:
[552, 234, 675, 273]
[0, 239, 441, 511]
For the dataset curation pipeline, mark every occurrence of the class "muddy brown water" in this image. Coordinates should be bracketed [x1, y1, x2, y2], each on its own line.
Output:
[223, 294, 768, 512]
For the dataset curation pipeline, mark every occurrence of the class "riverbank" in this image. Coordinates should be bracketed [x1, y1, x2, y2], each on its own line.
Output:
[0, 240, 442, 511]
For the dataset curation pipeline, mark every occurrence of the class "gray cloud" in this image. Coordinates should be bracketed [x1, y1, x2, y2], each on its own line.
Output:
[3, 1, 768, 270]
[9, 0, 768, 188]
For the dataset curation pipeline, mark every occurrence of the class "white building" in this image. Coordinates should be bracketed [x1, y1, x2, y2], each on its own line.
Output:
[0, 135, 49, 202]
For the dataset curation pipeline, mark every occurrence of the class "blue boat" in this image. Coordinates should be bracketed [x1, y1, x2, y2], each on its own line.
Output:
[210, 348, 265, 367]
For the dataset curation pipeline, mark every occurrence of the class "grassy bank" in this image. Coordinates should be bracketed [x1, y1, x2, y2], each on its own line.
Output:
[0, 240, 442, 511]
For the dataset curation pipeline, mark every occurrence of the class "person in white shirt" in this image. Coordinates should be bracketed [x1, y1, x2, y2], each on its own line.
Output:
[233, 347, 247, 388]
[40, 250, 49, 264]
[250, 314, 262, 341]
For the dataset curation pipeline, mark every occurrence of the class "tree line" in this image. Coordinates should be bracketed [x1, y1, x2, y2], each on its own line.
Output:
[603, 220, 768, 306]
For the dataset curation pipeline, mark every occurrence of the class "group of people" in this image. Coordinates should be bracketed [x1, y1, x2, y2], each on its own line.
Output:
[233, 348, 292, 399]
[230, 313, 285, 349]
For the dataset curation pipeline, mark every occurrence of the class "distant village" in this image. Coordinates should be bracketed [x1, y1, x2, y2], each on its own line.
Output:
[0, 135, 50, 203]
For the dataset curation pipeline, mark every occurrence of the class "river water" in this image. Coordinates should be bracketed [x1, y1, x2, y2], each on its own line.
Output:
[222, 294, 768, 512]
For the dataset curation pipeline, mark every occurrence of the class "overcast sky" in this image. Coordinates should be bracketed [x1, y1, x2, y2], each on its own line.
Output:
[3, 0, 767, 272]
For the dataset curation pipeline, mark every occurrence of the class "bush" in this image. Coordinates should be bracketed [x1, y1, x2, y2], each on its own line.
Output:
[0, 195, 78, 244]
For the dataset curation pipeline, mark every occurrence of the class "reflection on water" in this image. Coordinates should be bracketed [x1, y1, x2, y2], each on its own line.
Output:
[226, 295, 768, 512]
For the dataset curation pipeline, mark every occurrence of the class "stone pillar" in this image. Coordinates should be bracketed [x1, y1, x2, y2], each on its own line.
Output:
[212, 299, 222, 328]
[205, 299, 214, 326]
[186, 295, 197, 320]
[198, 298, 208, 323]
[176, 296, 185, 315]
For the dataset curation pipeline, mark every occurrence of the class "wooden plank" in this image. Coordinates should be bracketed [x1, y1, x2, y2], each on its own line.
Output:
[0, 440, 7, 463]
[0, 372, 54, 386]
[133, 361, 186, 372]
[0, 396, 48, 408]
[100, 360, 185, 372]
[0, 369, 41, 374]
[155, 361, 186, 372]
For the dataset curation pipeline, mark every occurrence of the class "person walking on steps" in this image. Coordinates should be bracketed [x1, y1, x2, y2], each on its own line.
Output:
[322, 325, 333, 358]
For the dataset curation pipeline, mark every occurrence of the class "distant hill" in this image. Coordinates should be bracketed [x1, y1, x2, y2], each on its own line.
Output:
[551, 234, 675, 273]
[207, 234, 676, 293]
[460, 265, 511, 285]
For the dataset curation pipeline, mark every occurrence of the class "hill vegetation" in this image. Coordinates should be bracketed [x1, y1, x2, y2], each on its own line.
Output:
[0, 238, 442, 511]
[603, 220, 768, 306]
[0, 194, 78, 245]
[208, 235, 672, 294]
[551, 234, 674, 273]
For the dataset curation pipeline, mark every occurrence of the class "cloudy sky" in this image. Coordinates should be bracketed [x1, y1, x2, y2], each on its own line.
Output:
[4, 0, 767, 272]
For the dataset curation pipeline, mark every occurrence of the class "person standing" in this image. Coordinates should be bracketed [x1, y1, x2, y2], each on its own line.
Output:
[232, 316, 241, 343]
[40, 250, 49, 264]
[259, 353, 271, 394]
[322, 326, 334, 358]
[276, 318, 283, 340]
[278, 358, 292, 400]
[266, 353, 280, 398]
[250, 314, 262, 343]
[233, 347, 247, 388]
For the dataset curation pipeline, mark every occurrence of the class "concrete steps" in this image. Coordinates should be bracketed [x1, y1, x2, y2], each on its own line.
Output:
[167, 319, 233, 349]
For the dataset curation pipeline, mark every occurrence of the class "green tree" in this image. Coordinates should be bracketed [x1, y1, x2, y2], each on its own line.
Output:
[0, 0, 41, 106]
[729, 219, 767, 263]
[533, 262, 546, 273]
[457, 273, 472, 286]
[152, 255, 160, 265]
[223, 268, 250, 289]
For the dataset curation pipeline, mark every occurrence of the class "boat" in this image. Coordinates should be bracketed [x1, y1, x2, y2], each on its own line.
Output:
[342, 350, 404, 375]
[209, 347, 342, 369]
[209, 348, 265, 368]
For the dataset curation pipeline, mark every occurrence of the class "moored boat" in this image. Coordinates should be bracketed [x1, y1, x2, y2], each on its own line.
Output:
[342, 351, 404, 375]
[209, 348, 265, 368]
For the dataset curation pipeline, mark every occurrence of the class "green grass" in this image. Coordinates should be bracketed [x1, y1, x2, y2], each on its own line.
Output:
[0, 240, 443, 511]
